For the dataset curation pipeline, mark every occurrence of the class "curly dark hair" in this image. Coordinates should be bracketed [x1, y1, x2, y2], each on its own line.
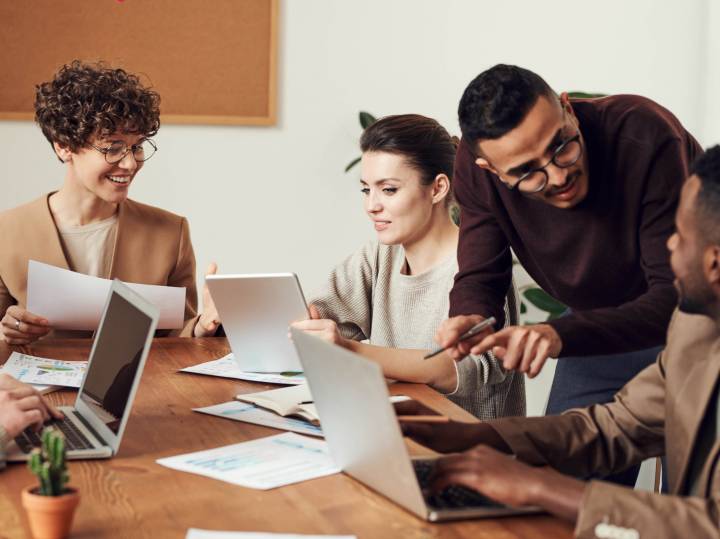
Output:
[34, 60, 160, 156]
[458, 64, 555, 146]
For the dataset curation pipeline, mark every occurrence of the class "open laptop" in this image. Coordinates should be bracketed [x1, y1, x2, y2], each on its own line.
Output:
[8, 279, 159, 461]
[206, 273, 309, 372]
[290, 327, 542, 522]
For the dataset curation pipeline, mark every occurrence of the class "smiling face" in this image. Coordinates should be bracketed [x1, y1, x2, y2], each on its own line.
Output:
[55, 132, 146, 205]
[360, 151, 441, 246]
[474, 94, 590, 209]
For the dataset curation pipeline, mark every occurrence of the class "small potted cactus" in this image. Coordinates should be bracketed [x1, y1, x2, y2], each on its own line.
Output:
[21, 427, 80, 539]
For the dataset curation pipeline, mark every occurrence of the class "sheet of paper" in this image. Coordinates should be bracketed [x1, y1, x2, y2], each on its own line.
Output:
[156, 432, 340, 490]
[194, 401, 323, 438]
[181, 354, 306, 385]
[1, 352, 87, 388]
[27, 260, 185, 330]
[187, 531, 355, 539]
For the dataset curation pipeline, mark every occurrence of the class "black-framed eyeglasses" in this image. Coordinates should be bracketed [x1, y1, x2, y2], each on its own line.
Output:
[502, 133, 583, 194]
[89, 139, 157, 164]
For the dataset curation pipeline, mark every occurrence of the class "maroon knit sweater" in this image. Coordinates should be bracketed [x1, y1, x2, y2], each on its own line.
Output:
[450, 95, 702, 356]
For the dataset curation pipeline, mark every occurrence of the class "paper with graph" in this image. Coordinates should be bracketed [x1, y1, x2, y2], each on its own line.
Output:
[193, 401, 323, 437]
[181, 354, 306, 385]
[156, 432, 339, 489]
[1, 352, 87, 388]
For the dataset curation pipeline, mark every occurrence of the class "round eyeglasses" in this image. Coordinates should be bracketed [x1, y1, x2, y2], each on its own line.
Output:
[89, 139, 157, 164]
[506, 133, 583, 194]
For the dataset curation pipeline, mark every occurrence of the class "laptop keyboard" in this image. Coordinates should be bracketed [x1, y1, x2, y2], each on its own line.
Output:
[413, 459, 503, 510]
[14, 414, 95, 453]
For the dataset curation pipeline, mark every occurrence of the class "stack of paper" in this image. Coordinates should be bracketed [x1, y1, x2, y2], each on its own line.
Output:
[194, 401, 323, 438]
[180, 354, 306, 385]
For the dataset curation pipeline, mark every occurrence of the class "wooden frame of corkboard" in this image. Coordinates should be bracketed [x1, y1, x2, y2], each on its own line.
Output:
[0, 0, 278, 126]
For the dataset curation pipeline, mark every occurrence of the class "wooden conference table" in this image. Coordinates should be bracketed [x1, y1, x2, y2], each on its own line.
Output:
[0, 338, 573, 539]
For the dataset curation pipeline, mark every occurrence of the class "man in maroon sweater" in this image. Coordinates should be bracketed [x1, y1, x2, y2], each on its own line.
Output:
[437, 64, 701, 485]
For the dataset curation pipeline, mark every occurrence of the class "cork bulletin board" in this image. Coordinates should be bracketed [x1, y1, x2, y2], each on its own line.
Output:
[0, 0, 278, 125]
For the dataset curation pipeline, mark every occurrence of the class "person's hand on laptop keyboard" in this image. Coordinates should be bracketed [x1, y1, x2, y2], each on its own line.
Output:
[395, 399, 509, 453]
[429, 445, 585, 517]
[0, 375, 63, 437]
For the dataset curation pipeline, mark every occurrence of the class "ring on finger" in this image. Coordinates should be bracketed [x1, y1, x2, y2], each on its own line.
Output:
[14, 319, 20, 331]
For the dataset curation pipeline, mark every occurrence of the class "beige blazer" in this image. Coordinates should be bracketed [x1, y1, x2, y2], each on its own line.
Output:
[490, 310, 720, 539]
[0, 194, 199, 338]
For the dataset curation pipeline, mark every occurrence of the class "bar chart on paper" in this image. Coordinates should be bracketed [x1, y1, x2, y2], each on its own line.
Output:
[156, 432, 340, 489]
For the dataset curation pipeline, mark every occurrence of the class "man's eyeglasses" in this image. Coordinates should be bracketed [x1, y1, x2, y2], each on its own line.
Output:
[89, 139, 157, 164]
[502, 133, 582, 194]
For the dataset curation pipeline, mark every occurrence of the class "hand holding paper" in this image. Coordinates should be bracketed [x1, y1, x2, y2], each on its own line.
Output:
[27, 260, 185, 330]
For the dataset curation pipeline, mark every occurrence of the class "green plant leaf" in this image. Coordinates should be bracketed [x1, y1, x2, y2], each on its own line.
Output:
[522, 288, 567, 316]
[567, 91, 606, 99]
[344, 156, 361, 173]
[359, 111, 377, 129]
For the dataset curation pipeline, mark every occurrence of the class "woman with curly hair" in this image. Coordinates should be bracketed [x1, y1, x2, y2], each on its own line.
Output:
[292, 115, 524, 419]
[0, 61, 219, 343]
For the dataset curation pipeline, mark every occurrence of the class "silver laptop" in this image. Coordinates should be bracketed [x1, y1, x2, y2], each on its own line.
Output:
[290, 327, 542, 522]
[206, 273, 309, 372]
[8, 279, 159, 461]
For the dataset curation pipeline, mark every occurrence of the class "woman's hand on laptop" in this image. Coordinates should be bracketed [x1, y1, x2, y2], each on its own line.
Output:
[0, 305, 51, 345]
[195, 262, 221, 337]
[395, 400, 509, 453]
[429, 445, 585, 521]
[0, 377, 63, 437]
[290, 305, 350, 349]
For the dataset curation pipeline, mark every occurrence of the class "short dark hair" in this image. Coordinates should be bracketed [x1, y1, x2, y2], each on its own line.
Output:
[458, 64, 555, 144]
[360, 114, 457, 190]
[34, 60, 160, 156]
[690, 145, 720, 244]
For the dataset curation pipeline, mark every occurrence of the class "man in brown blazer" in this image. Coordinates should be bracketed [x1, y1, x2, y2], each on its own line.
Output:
[400, 145, 720, 538]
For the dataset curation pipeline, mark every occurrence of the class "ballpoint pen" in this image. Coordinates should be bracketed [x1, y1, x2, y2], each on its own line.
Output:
[423, 316, 497, 360]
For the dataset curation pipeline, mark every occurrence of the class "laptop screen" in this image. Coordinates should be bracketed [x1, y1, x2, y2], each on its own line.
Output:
[79, 290, 152, 434]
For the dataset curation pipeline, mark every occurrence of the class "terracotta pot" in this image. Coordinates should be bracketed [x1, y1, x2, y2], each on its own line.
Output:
[21, 486, 80, 539]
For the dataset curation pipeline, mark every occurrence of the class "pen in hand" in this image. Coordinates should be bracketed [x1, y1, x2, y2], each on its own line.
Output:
[423, 316, 497, 360]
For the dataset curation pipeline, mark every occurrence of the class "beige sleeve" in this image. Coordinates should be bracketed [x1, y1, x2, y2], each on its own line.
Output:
[309, 243, 377, 342]
[447, 277, 520, 396]
[170, 218, 200, 338]
[575, 480, 719, 539]
[489, 350, 666, 478]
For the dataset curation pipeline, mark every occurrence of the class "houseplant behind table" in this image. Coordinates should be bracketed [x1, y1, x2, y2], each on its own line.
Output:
[21, 427, 79, 539]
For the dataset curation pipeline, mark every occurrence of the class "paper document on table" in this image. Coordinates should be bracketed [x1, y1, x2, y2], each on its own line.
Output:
[1, 352, 87, 388]
[156, 432, 339, 489]
[27, 260, 185, 330]
[180, 354, 306, 385]
[194, 401, 324, 438]
[187, 530, 355, 539]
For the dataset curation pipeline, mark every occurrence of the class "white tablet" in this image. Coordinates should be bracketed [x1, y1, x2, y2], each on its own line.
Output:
[206, 273, 309, 372]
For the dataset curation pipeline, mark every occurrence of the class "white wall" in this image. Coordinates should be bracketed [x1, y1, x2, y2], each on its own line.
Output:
[0, 0, 715, 424]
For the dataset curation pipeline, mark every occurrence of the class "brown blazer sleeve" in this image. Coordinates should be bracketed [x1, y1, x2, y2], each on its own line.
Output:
[489, 354, 666, 478]
[573, 480, 720, 539]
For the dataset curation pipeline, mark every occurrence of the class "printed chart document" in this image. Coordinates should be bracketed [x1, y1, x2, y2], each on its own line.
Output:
[156, 432, 339, 489]
[1, 352, 87, 391]
[27, 260, 185, 330]
[187, 531, 355, 539]
[181, 354, 306, 385]
[194, 401, 323, 438]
